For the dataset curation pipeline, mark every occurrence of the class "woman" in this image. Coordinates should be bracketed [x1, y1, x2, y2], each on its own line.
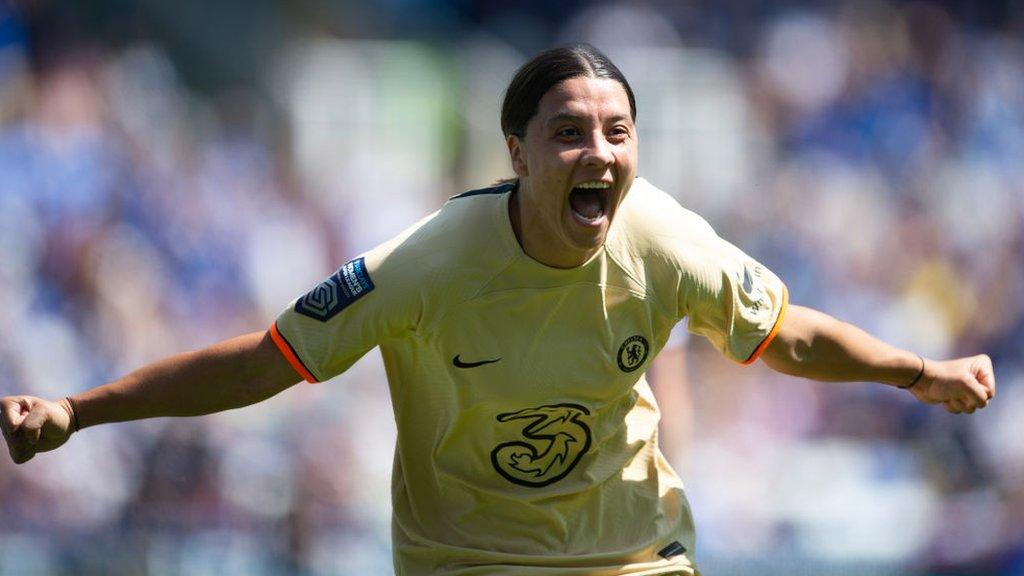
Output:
[2, 44, 995, 576]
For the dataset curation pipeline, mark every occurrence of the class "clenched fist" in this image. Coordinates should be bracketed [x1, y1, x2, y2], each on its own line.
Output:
[1, 396, 76, 464]
[909, 355, 996, 414]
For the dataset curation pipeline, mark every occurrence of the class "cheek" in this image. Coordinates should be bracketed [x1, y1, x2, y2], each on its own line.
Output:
[556, 147, 579, 161]
[616, 141, 637, 162]
[534, 151, 576, 181]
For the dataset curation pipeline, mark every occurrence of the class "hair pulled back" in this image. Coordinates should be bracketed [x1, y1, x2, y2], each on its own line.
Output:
[500, 44, 636, 138]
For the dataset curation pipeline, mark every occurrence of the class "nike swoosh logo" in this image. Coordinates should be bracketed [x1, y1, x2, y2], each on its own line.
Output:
[452, 355, 501, 368]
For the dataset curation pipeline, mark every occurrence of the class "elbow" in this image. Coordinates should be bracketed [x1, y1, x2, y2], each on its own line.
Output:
[759, 304, 823, 378]
[792, 336, 814, 365]
[762, 333, 815, 378]
[787, 337, 816, 377]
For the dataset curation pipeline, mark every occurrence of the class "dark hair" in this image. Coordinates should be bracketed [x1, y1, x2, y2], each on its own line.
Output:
[500, 44, 637, 138]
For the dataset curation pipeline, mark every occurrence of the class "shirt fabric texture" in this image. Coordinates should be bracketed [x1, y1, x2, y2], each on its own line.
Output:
[272, 177, 788, 575]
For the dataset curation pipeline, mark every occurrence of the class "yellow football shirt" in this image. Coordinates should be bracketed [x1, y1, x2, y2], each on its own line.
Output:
[271, 177, 788, 575]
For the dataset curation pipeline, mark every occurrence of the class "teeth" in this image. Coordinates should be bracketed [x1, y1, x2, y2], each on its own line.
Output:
[575, 181, 611, 189]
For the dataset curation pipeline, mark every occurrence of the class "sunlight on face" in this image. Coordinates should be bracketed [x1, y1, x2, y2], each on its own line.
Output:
[507, 76, 638, 268]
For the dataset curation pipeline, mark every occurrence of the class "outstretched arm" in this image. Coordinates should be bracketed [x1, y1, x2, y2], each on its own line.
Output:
[760, 305, 995, 413]
[1, 330, 300, 464]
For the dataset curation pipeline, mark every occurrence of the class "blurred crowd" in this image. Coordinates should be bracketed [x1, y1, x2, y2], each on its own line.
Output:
[1, 1, 1022, 574]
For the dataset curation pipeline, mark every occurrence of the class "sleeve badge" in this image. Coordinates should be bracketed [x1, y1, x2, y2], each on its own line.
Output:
[294, 257, 375, 322]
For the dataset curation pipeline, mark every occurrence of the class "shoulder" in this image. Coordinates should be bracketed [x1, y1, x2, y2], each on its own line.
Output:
[371, 181, 517, 296]
[378, 181, 514, 255]
[405, 181, 516, 265]
[611, 177, 719, 259]
[447, 181, 516, 201]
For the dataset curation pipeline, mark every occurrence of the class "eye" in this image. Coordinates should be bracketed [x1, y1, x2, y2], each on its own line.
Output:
[608, 125, 631, 142]
[556, 126, 581, 139]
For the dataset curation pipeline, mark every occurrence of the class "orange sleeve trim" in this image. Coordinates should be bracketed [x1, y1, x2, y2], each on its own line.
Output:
[269, 322, 320, 383]
[742, 285, 789, 365]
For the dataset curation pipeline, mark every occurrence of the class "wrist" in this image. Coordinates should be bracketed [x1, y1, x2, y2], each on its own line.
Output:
[897, 355, 926, 390]
[60, 397, 81, 432]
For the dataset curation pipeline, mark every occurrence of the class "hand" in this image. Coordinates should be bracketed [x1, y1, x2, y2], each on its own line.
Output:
[1, 396, 76, 464]
[908, 355, 995, 414]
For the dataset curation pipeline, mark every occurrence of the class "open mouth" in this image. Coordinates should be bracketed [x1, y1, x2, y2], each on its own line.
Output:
[568, 182, 611, 226]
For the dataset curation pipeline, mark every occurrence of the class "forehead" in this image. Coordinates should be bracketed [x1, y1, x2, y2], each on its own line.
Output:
[532, 76, 633, 127]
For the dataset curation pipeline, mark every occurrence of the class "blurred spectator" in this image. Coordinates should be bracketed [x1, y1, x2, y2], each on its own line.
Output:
[0, 1, 1021, 574]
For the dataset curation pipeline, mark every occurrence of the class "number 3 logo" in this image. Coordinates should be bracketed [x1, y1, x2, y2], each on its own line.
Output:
[490, 403, 592, 488]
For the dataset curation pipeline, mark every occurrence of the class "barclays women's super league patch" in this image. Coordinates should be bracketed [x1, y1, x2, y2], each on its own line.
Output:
[295, 257, 375, 321]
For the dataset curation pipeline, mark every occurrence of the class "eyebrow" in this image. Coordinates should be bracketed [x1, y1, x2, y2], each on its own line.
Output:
[544, 112, 632, 128]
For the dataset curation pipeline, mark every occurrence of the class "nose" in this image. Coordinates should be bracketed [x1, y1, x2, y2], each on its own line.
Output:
[580, 131, 614, 168]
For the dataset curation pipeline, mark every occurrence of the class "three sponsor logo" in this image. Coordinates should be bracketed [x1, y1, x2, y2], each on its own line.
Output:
[490, 403, 593, 488]
[482, 335, 648, 488]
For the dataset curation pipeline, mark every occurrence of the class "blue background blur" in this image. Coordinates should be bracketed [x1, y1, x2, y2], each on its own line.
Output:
[0, 1, 1022, 574]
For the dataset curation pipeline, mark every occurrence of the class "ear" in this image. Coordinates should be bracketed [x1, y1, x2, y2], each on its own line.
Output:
[506, 135, 528, 178]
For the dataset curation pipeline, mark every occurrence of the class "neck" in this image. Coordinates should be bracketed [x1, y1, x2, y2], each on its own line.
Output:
[509, 184, 595, 269]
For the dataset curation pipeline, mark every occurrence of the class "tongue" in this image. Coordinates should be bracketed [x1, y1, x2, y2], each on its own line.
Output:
[570, 188, 603, 219]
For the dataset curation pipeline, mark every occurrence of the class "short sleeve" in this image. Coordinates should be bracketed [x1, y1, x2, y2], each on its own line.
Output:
[270, 237, 421, 383]
[680, 232, 788, 365]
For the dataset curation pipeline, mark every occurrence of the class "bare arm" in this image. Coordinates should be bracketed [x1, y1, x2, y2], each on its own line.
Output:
[760, 305, 995, 413]
[2, 330, 301, 463]
[648, 340, 693, 474]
